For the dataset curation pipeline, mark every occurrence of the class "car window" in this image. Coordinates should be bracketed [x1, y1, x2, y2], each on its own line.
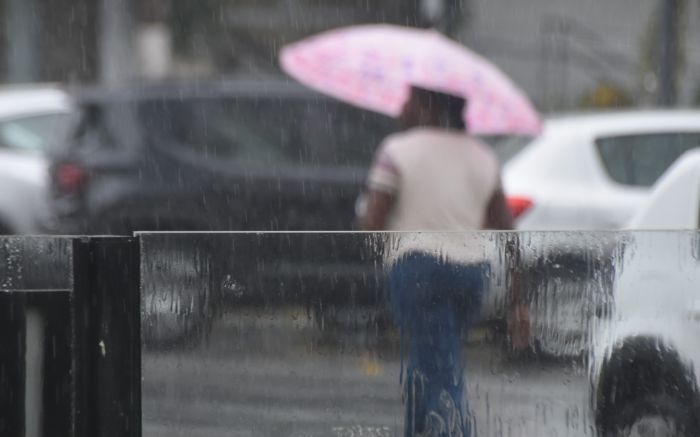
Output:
[294, 99, 398, 166]
[139, 97, 397, 167]
[0, 113, 71, 154]
[480, 135, 533, 164]
[596, 133, 700, 187]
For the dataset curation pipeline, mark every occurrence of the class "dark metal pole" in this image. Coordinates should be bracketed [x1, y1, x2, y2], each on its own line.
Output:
[5, 0, 40, 82]
[658, 0, 679, 106]
[72, 237, 142, 437]
[91, 238, 142, 437]
[99, 0, 136, 85]
[0, 294, 26, 436]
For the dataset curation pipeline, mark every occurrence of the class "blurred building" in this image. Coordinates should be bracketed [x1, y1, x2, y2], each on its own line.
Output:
[464, 0, 700, 109]
[0, 0, 699, 110]
[0, 0, 440, 84]
[0, 0, 98, 83]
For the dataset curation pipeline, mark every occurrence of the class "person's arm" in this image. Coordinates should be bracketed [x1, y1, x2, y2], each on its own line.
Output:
[360, 140, 400, 231]
[360, 189, 396, 231]
[483, 187, 514, 230]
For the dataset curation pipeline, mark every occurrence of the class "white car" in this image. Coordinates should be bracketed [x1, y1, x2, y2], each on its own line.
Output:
[503, 111, 700, 230]
[591, 150, 700, 436]
[0, 85, 73, 234]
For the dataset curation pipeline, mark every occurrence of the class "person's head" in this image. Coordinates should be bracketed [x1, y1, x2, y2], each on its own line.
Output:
[399, 86, 467, 131]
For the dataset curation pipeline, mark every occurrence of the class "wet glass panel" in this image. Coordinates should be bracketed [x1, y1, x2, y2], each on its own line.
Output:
[0, 236, 72, 292]
[140, 231, 700, 436]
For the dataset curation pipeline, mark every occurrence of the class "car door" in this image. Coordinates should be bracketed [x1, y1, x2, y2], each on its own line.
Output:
[142, 95, 397, 232]
[0, 112, 71, 233]
[696, 184, 700, 230]
[139, 94, 396, 309]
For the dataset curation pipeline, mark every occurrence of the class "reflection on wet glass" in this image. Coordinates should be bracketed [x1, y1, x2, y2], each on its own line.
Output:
[140, 231, 699, 437]
[0, 237, 72, 292]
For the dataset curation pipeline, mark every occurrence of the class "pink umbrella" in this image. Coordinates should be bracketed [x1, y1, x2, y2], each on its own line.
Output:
[280, 24, 542, 135]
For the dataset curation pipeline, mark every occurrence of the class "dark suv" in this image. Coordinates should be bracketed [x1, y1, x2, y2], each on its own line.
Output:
[50, 78, 397, 235]
[49, 79, 398, 345]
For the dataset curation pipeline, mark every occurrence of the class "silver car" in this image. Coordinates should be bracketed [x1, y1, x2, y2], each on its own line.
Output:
[504, 111, 700, 230]
[0, 85, 73, 234]
[592, 151, 700, 436]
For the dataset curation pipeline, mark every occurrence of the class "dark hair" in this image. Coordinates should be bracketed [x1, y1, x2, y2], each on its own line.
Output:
[410, 86, 467, 130]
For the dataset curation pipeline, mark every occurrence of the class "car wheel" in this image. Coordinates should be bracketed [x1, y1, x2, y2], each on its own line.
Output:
[608, 395, 697, 437]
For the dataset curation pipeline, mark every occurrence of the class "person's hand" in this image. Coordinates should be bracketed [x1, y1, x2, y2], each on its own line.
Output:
[360, 189, 395, 231]
[507, 303, 531, 351]
[355, 193, 368, 221]
[483, 186, 514, 230]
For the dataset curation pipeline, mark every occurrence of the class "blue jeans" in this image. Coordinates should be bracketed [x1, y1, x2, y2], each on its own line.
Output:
[387, 252, 488, 437]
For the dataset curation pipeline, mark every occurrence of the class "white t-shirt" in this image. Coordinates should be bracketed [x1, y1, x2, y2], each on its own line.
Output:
[367, 127, 501, 264]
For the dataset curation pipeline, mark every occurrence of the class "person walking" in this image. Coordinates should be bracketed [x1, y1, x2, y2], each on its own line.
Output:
[360, 86, 514, 437]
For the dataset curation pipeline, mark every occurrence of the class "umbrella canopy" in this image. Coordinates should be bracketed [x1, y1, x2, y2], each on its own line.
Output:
[280, 24, 542, 135]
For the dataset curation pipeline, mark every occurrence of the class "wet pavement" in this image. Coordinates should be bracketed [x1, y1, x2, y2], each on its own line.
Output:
[142, 309, 593, 437]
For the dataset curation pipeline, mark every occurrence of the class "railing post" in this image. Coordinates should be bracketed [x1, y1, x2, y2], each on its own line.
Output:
[72, 237, 141, 437]
[0, 293, 26, 436]
[0, 236, 141, 437]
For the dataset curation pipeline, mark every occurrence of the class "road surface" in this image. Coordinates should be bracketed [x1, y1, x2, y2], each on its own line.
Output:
[143, 308, 594, 437]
